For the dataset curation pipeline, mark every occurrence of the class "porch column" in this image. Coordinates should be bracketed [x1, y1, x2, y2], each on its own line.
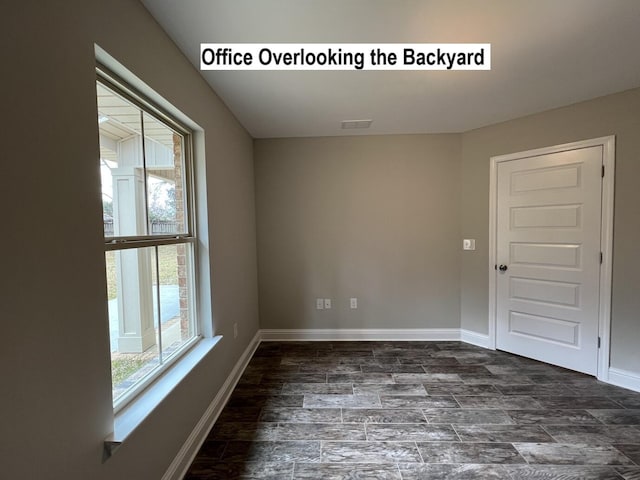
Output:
[112, 136, 156, 353]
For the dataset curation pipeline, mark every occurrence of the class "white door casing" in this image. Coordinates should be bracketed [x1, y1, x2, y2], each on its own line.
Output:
[488, 137, 615, 380]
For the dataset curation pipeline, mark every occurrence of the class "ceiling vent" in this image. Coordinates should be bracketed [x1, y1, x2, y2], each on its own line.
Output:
[341, 119, 373, 129]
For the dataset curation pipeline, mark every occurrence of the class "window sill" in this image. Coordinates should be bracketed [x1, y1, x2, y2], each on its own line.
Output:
[104, 336, 222, 459]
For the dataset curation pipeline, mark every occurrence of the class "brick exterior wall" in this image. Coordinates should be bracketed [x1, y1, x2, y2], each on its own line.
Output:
[173, 133, 189, 338]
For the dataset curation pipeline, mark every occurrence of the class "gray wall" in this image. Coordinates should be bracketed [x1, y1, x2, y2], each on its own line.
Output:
[254, 135, 461, 329]
[1, 1, 258, 479]
[255, 88, 640, 374]
[460, 87, 640, 372]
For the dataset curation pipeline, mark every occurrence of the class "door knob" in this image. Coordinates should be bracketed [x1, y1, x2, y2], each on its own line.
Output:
[498, 264, 508, 272]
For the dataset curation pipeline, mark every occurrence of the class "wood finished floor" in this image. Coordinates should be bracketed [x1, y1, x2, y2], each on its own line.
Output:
[185, 341, 640, 479]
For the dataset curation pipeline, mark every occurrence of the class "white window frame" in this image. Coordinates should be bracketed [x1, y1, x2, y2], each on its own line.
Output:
[97, 65, 201, 413]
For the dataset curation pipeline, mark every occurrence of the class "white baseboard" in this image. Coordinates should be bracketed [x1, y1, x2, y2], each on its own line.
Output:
[162, 330, 261, 480]
[608, 367, 640, 393]
[260, 328, 460, 341]
[460, 329, 492, 349]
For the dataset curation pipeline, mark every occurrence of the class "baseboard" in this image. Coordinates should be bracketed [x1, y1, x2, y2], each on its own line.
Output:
[260, 328, 460, 341]
[460, 329, 492, 349]
[608, 367, 640, 393]
[162, 330, 261, 480]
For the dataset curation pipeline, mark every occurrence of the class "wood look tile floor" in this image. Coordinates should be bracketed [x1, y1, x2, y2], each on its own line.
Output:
[184, 341, 640, 479]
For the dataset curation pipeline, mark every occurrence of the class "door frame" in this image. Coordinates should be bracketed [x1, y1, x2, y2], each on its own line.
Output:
[488, 136, 615, 381]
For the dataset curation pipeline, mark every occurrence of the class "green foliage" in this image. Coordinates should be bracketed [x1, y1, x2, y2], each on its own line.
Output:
[105, 251, 117, 300]
[103, 198, 113, 217]
[111, 355, 149, 386]
[148, 182, 176, 223]
[105, 246, 179, 300]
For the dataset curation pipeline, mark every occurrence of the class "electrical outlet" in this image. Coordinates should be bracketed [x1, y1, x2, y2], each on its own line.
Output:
[350, 297, 358, 309]
[324, 298, 332, 309]
[316, 298, 324, 310]
[463, 239, 476, 250]
[233, 322, 238, 339]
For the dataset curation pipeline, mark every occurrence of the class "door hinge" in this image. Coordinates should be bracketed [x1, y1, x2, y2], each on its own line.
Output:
[598, 337, 601, 348]
[602, 165, 605, 177]
[600, 252, 603, 264]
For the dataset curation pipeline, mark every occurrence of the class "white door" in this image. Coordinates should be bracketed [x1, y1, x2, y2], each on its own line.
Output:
[495, 146, 603, 375]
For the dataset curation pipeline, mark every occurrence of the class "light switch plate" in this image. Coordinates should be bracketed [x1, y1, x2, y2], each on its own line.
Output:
[463, 239, 476, 250]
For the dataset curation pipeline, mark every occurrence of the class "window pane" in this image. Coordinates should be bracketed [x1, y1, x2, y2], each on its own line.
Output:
[143, 113, 188, 236]
[97, 83, 147, 237]
[106, 247, 160, 403]
[98, 75, 197, 410]
[157, 244, 195, 360]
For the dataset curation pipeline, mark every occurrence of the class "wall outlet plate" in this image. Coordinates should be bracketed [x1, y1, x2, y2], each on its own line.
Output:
[463, 239, 476, 250]
[316, 298, 324, 310]
[324, 298, 332, 309]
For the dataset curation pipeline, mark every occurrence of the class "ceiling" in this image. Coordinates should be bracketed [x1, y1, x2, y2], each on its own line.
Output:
[141, 0, 640, 139]
[97, 82, 176, 160]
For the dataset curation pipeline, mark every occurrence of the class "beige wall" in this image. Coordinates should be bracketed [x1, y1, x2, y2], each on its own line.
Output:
[255, 135, 461, 330]
[1, 1, 258, 479]
[460, 87, 640, 372]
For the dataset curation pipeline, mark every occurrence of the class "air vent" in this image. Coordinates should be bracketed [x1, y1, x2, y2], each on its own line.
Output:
[341, 119, 373, 129]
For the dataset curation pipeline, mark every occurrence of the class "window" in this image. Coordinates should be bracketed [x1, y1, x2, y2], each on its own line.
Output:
[97, 70, 199, 411]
